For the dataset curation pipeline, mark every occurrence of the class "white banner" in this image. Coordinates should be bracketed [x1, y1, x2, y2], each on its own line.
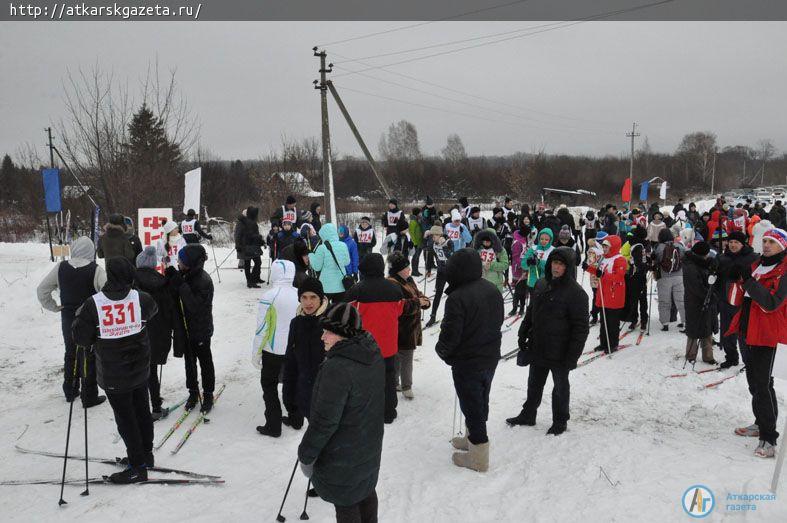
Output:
[138, 208, 173, 249]
[183, 167, 202, 215]
[659, 181, 667, 200]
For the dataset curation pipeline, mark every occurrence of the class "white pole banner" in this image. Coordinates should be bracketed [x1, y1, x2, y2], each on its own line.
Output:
[183, 167, 202, 215]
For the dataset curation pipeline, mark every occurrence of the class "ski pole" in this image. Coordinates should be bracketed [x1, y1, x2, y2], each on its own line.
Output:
[646, 273, 654, 336]
[300, 480, 311, 520]
[598, 279, 612, 356]
[81, 347, 89, 497]
[277, 459, 299, 522]
[452, 394, 458, 437]
[58, 352, 80, 506]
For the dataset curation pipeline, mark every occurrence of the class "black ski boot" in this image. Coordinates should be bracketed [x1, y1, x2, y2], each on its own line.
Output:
[282, 415, 303, 430]
[201, 392, 214, 414]
[185, 390, 200, 411]
[119, 451, 155, 468]
[508, 306, 518, 317]
[107, 465, 147, 484]
[719, 360, 739, 369]
[661, 325, 669, 332]
[82, 395, 107, 408]
[546, 424, 567, 436]
[256, 424, 281, 438]
[151, 406, 170, 421]
[424, 316, 437, 328]
[506, 411, 536, 426]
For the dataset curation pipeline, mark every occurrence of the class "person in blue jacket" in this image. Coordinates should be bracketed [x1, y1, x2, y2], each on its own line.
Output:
[338, 225, 360, 281]
[444, 209, 473, 251]
[308, 223, 351, 302]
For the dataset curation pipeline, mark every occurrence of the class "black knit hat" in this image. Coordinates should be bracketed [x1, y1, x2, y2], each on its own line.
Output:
[389, 198, 398, 206]
[387, 251, 410, 275]
[320, 302, 363, 338]
[286, 195, 297, 205]
[298, 276, 325, 299]
[691, 241, 711, 256]
[727, 230, 747, 244]
[108, 214, 126, 228]
[425, 195, 434, 205]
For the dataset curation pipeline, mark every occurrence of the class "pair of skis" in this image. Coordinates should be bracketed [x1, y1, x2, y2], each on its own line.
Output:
[156, 384, 226, 455]
[9, 445, 223, 486]
[576, 344, 633, 368]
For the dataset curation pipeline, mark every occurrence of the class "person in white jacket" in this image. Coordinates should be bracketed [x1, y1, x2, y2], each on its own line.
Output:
[253, 259, 300, 437]
[36, 236, 107, 407]
[156, 220, 187, 269]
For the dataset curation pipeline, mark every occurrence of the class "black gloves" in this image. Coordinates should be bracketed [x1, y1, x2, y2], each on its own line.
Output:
[728, 264, 751, 282]
[581, 261, 589, 270]
[166, 267, 184, 288]
[596, 268, 603, 278]
[527, 257, 537, 266]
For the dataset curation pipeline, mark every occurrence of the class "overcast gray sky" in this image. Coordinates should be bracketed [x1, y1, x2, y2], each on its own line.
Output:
[1, 21, 785, 161]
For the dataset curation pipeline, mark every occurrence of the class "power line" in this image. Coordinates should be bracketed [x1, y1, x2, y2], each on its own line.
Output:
[332, 82, 621, 136]
[330, 51, 618, 126]
[316, 0, 535, 47]
[331, 0, 675, 76]
[332, 63, 619, 134]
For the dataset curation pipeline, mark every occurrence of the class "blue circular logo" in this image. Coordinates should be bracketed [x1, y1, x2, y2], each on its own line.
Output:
[682, 485, 715, 518]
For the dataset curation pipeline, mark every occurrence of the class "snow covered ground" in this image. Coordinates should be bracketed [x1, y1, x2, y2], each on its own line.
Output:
[1, 241, 786, 522]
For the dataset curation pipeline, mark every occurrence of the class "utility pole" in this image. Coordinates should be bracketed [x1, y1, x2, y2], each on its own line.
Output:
[44, 127, 55, 261]
[626, 122, 639, 204]
[326, 81, 393, 200]
[710, 147, 717, 196]
[314, 47, 335, 223]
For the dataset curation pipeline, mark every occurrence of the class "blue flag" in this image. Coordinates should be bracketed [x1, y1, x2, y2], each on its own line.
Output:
[639, 181, 650, 202]
[41, 168, 62, 213]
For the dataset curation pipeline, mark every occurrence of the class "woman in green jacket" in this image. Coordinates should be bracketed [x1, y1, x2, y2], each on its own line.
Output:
[521, 228, 555, 288]
[474, 228, 510, 291]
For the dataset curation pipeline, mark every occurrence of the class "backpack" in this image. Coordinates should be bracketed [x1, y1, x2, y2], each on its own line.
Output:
[660, 243, 682, 273]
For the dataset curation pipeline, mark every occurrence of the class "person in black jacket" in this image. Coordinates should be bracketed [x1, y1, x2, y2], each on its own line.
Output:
[436, 248, 504, 472]
[682, 242, 718, 365]
[623, 226, 649, 331]
[282, 277, 328, 429]
[180, 208, 213, 244]
[310, 201, 323, 232]
[715, 230, 759, 368]
[134, 246, 184, 420]
[382, 198, 407, 236]
[72, 257, 159, 483]
[602, 204, 618, 235]
[124, 216, 144, 258]
[507, 247, 589, 435]
[425, 225, 454, 327]
[298, 303, 384, 522]
[279, 239, 313, 289]
[234, 206, 264, 288]
[167, 244, 216, 413]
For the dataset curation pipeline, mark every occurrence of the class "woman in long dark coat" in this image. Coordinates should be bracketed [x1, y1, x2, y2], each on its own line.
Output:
[682, 241, 718, 364]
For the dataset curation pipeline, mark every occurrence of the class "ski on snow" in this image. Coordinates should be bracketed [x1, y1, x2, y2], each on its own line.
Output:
[702, 367, 746, 389]
[170, 384, 227, 455]
[576, 344, 632, 368]
[155, 403, 196, 450]
[0, 476, 224, 486]
[14, 445, 221, 479]
[666, 367, 722, 379]
[635, 331, 647, 345]
[505, 314, 523, 328]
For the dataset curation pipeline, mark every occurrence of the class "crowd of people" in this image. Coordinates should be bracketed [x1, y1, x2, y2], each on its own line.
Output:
[34, 193, 787, 522]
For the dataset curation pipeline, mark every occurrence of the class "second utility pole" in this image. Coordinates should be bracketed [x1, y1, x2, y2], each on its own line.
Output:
[626, 122, 640, 203]
[314, 48, 335, 223]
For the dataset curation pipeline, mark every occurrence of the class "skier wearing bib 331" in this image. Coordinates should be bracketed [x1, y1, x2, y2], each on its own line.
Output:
[72, 257, 159, 484]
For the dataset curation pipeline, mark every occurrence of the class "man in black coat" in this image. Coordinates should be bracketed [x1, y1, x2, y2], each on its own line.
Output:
[436, 248, 504, 472]
[279, 239, 313, 289]
[72, 257, 159, 483]
[134, 246, 184, 420]
[282, 277, 328, 429]
[234, 206, 264, 288]
[682, 242, 718, 364]
[507, 247, 589, 435]
[298, 303, 384, 522]
[167, 244, 216, 413]
[715, 231, 759, 368]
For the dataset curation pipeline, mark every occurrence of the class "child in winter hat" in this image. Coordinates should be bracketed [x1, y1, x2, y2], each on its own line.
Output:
[319, 302, 364, 339]
[136, 246, 158, 269]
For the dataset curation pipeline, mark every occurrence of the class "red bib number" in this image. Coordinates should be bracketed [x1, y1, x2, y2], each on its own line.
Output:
[93, 290, 143, 339]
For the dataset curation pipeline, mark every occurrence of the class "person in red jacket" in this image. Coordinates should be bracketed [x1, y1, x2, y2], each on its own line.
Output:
[345, 253, 405, 424]
[727, 228, 787, 458]
[586, 235, 627, 353]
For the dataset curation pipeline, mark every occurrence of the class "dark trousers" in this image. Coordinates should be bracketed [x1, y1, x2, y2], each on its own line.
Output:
[624, 275, 648, 325]
[425, 250, 435, 273]
[430, 274, 447, 317]
[522, 364, 570, 426]
[106, 386, 154, 467]
[244, 256, 261, 284]
[590, 288, 599, 321]
[184, 338, 215, 393]
[512, 281, 528, 314]
[260, 351, 286, 430]
[600, 308, 622, 351]
[148, 363, 162, 410]
[451, 366, 496, 445]
[411, 246, 423, 273]
[335, 490, 378, 523]
[719, 301, 741, 364]
[741, 344, 779, 445]
[384, 356, 398, 422]
[60, 309, 98, 401]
